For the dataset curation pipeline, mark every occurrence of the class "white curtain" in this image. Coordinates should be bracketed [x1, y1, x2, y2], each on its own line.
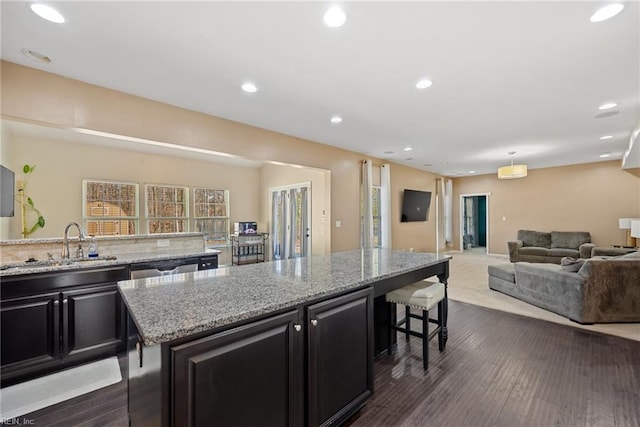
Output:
[272, 190, 287, 259]
[444, 179, 453, 245]
[380, 164, 391, 248]
[361, 160, 373, 248]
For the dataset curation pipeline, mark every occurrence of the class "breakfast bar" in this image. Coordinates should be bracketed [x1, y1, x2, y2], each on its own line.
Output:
[118, 249, 451, 427]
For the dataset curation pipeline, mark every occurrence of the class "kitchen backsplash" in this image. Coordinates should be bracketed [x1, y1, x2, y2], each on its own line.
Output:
[0, 233, 206, 264]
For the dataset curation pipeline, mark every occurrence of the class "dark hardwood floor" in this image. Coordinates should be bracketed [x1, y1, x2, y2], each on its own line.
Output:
[5, 301, 640, 426]
[346, 301, 640, 427]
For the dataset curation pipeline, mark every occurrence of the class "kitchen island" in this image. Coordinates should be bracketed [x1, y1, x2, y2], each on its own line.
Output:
[119, 248, 451, 427]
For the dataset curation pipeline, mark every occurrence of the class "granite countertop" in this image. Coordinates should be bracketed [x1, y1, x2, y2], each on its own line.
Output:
[0, 232, 205, 246]
[0, 250, 216, 277]
[118, 249, 451, 346]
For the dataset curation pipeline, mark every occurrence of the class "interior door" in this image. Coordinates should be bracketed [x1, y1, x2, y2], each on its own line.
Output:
[271, 183, 311, 260]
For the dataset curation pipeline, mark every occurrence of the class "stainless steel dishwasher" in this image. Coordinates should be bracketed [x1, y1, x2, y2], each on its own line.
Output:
[129, 257, 201, 279]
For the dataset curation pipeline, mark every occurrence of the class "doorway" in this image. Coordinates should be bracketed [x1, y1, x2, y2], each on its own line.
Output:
[460, 193, 489, 254]
[271, 182, 311, 260]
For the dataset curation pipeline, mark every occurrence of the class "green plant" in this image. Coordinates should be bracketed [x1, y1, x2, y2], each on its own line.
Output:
[16, 164, 46, 238]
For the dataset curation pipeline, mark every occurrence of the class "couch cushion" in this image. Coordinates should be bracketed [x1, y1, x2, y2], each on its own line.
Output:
[518, 230, 551, 248]
[519, 247, 550, 256]
[560, 257, 585, 272]
[488, 264, 515, 282]
[619, 250, 640, 259]
[550, 231, 591, 249]
[549, 248, 580, 258]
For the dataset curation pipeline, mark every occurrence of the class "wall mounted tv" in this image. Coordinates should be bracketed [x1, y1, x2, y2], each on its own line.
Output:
[0, 165, 15, 217]
[401, 189, 431, 222]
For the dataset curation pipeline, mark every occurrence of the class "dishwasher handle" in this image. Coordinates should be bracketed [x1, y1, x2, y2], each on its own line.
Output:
[158, 267, 179, 275]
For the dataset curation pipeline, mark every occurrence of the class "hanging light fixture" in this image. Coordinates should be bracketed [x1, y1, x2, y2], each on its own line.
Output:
[497, 151, 528, 179]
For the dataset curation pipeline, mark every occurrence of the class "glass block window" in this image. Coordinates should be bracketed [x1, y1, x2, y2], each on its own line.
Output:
[83, 180, 139, 236]
[145, 184, 189, 234]
[193, 188, 230, 245]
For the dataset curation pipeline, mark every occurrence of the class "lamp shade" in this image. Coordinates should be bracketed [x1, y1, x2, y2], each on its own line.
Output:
[497, 164, 527, 179]
[631, 220, 640, 239]
[619, 218, 633, 229]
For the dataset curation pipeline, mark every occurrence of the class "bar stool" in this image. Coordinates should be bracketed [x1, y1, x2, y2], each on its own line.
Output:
[386, 280, 446, 370]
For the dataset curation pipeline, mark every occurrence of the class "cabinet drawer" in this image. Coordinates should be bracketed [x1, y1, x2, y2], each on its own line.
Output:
[1, 266, 129, 299]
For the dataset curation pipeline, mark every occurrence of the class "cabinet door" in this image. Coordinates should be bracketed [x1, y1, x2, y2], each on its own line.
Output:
[1, 293, 60, 370]
[307, 288, 374, 427]
[62, 285, 125, 358]
[171, 310, 302, 427]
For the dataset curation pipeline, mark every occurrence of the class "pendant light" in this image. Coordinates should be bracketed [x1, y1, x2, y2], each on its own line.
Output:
[497, 151, 527, 179]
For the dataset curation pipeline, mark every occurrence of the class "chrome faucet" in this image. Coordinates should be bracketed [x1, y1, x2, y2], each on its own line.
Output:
[62, 222, 85, 259]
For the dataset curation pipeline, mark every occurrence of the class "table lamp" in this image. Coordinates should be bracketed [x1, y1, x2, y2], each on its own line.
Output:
[631, 220, 640, 248]
[619, 218, 640, 247]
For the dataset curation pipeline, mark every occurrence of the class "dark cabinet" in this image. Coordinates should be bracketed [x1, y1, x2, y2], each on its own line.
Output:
[159, 287, 373, 427]
[307, 288, 373, 427]
[1, 292, 60, 368]
[63, 285, 126, 358]
[171, 310, 302, 427]
[1, 267, 128, 386]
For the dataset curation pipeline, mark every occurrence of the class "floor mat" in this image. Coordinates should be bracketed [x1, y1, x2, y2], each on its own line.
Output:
[0, 357, 122, 420]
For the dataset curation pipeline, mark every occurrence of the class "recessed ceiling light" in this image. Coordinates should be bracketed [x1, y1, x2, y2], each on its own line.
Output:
[29, 3, 65, 23]
[600, 135, 613, 140]
[330, 115, 342, 124]
[324, 6, 346, 27]
[241, 82, 258, 93]
[403, 147, 413, 151]
[406, 158, 413, 161]
[469, 171, 476, 174]
[423, 163, 432, 167]
[20, 48, 51, 63]
[599, 153, 611, 158]
[590, 4, 624, 22]
[599, 102, 618, 110]
[384, 151, 394, 155]
[416, 79, 433, 89]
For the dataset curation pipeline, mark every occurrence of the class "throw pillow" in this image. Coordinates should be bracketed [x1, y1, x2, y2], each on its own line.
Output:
[560, 257, 585, 272]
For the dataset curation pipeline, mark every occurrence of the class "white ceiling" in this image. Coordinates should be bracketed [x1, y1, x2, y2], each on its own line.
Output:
[2, 1, 639, 176]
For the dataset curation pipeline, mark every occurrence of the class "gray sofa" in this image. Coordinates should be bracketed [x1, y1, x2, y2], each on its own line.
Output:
[488, 251, 640, 324]
[508, 230, 594, 264]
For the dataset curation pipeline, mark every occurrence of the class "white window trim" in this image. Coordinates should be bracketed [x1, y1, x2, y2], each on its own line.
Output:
[82, 179, 139, 236]
[144, 183, 190, 234]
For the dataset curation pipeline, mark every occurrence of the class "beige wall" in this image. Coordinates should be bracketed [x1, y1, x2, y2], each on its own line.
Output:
[387, 162, 442, 252]
[259, 163, 331, 255]
[1, 61, 443, 252]
[452, 161, 640, 255]
[3, 134, 261, 240]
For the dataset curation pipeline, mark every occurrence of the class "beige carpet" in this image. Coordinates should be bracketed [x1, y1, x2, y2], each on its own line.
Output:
[445, 249, 640, 342]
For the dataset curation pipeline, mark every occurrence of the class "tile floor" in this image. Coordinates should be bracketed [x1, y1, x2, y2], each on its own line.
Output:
[446, 249, 640, 341]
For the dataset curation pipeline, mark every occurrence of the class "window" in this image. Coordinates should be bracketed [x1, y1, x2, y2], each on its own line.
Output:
[83, 180, 139, 236]
[193, 187, 229, 245]
[145, 184, 189, 234]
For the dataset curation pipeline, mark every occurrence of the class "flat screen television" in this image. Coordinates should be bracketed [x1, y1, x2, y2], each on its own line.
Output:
[1, 165, 15, 217]
[401, 189, 431, 222]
